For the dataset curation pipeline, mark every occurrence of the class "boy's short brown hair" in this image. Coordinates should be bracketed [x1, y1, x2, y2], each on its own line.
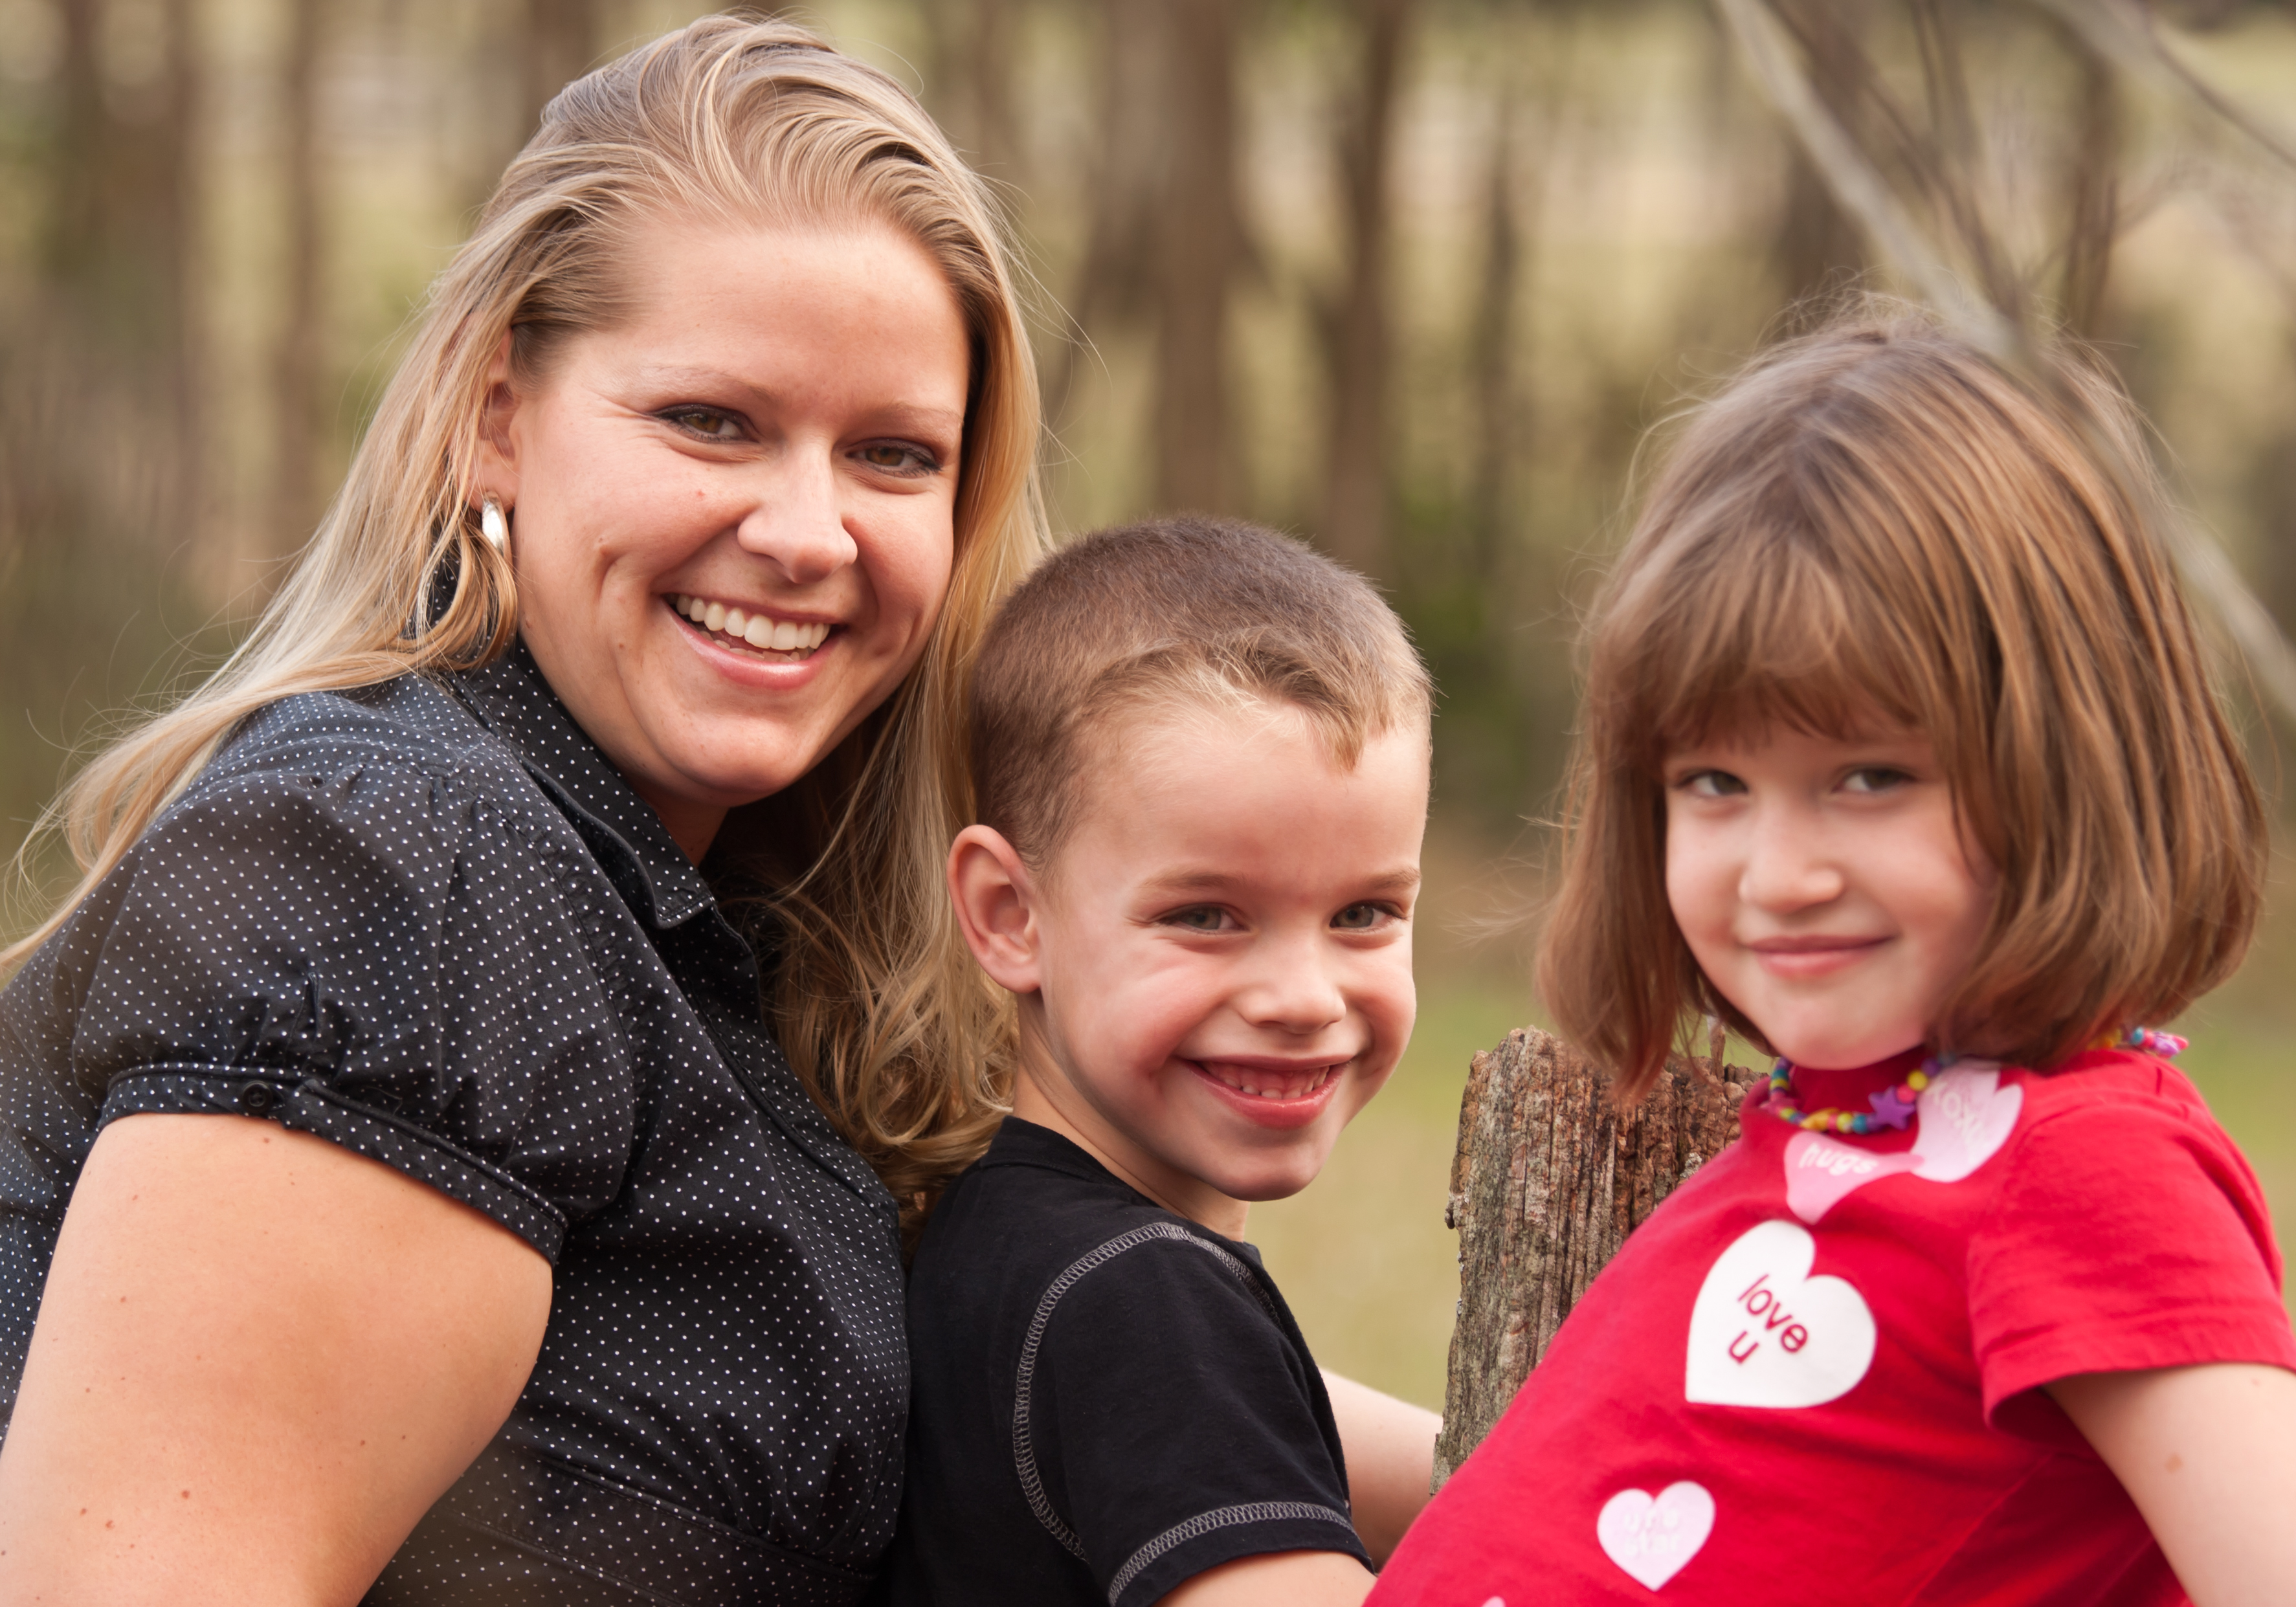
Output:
[969, 515, 1431, 865]
[1541, 311, 2266, 1096]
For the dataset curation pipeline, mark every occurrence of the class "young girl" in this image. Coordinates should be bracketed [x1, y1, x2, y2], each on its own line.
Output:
[1372, 313, 2296, 1606]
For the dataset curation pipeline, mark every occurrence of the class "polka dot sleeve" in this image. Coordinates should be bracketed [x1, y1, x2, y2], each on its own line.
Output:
[56, 753, 638, 1261]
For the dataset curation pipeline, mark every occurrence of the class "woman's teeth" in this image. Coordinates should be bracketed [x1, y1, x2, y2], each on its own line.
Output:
[671, 595, 831, 657]
[1209, 1065, 1335, 1102]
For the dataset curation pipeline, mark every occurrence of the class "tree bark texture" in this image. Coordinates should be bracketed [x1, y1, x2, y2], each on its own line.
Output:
[1433, 1026, 1761, 1489]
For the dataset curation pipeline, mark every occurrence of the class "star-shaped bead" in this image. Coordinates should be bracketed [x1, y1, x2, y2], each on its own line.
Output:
[1867, 1086, 1918, 1130]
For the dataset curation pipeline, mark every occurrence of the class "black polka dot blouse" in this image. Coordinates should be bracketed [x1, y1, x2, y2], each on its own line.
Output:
[0, 645, 909, 1605]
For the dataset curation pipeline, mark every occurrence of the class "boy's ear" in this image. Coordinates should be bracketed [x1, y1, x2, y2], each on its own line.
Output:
[947, 825, 1043, 996]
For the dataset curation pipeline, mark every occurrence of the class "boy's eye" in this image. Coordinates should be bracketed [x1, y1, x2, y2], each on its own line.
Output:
[662, 406, 745, 441]
[1331, 903, 1392, 932]
[1162, 906, 1234, 933]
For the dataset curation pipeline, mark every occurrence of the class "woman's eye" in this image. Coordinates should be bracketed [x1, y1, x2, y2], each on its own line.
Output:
[663, 407, 744, 441]
[1163, 906, 1234, 933]
[1842, 766, 1913, 794]
[1332, 903, 1393, 932]
[855, 442, 939, 475]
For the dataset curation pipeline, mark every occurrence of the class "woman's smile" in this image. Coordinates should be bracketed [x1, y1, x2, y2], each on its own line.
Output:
[667, 593, 836, 661]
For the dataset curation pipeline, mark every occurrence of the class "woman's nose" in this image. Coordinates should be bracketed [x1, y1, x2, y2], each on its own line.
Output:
[731, 447, 858, 584]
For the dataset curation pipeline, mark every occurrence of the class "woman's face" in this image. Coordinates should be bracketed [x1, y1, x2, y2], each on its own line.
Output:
[480, 215, 971, 859]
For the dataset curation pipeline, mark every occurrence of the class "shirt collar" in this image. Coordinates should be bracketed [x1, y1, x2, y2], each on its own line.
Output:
[449, 643, 715, 931]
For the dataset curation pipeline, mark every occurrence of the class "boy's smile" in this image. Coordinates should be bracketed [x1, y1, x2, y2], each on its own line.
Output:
[949, 700, 1427, 1237]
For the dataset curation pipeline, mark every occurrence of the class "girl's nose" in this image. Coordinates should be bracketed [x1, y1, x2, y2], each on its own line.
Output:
[1738, 811, 1845, 912]
[732, 447, 858, 584]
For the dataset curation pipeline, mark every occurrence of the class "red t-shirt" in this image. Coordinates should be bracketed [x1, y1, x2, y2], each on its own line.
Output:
[1371, 1049, 2296, 1606]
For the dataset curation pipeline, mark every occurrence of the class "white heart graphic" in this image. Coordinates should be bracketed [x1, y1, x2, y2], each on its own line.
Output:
[1685, 1220, 1875, 1408]
[1596, 1481, 1715, 1591]
[1909, 1065, 2020, 1182]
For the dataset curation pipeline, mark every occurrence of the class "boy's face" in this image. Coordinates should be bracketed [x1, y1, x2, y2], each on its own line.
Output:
[965, 702, 1427, 1234]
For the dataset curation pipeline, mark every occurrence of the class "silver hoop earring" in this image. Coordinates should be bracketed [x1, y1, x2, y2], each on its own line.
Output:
[480, 495, 510, 553]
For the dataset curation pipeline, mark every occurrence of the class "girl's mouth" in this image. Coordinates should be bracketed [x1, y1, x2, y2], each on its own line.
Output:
[669, 593, 833, 661]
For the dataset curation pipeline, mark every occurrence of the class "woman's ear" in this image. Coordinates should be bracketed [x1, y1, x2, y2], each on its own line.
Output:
[948, 825, 1043, 996]
[473, 331, 524, 508]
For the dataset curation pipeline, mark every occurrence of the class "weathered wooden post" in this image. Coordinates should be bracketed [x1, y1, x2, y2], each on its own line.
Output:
[1433, 1025, 1760, 1486]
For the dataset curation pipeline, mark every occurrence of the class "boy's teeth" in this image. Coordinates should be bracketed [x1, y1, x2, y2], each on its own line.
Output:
[671, 596, 831, 656]
[1212, 1065, 1333, 1101]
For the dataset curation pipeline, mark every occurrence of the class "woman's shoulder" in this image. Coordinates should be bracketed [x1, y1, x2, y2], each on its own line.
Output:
[201, 673, 524, 800]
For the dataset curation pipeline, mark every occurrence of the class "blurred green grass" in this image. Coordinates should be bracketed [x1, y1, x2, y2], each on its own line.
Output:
[1253, 834, 2296, 1413]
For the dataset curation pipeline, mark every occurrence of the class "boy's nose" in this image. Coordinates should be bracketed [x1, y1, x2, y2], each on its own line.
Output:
[1235, 940, 1348, 1036]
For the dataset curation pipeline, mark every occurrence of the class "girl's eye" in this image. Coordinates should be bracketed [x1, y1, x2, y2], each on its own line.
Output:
[1163, 906, 1234, 933]
[1676, 769, 1746, 799]
[1842, 766, 1913, 794]
[1331, 903, 1394, 933]
[663, 407, 745, 441]
[855, 441, 940, 475]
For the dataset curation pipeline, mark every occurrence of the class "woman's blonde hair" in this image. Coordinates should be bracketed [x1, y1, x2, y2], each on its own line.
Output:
[5, 14, 1047, 1223]
[1541, 310, 2266, 1098]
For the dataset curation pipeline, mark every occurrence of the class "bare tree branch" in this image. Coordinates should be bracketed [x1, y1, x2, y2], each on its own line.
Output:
[1713, 0, 2022, 360]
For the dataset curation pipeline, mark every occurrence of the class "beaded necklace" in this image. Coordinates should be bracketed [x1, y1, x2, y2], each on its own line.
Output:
[1763, 1026, 2187, 1136]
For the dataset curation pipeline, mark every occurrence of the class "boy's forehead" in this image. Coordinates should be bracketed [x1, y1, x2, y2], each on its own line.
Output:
[1051, 698, 1429, 870]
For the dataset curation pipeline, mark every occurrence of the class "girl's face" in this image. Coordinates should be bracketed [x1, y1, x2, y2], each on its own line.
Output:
[1662, 725, 1996, 1071]
[478, 216, 970, 861]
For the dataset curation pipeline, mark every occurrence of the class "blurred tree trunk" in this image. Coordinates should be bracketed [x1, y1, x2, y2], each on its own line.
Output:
[1155, 0, 1245, 513]
[1039, 0, 1159, 436]
[1470, 81, 1524, 595]
[273, 0, 326, 561]
[1321, 0, 1412, 575]
[38, 0, 202, 555]
[1768, 0, 1869, 308]
[2056, 33, 2119, 337]
[522, 0, 602, 141]
[925, 0, 1020, 179]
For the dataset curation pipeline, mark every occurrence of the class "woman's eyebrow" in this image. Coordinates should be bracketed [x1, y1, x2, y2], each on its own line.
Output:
[630, 365, 963, 438]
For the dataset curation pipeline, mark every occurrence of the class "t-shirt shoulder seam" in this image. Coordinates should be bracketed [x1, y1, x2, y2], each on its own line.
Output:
[1009, 1220, 1280, 1564]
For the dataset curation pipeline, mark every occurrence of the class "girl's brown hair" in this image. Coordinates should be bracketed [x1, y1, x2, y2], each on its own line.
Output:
[5, 16, 1048, 1221]
[1541, 309, 2266, 1097]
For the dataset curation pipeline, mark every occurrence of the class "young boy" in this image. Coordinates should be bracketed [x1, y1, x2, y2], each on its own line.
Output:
[882, 516, 1438, 1607]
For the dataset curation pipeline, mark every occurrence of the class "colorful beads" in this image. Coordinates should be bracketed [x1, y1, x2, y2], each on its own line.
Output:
[1765, 1057, 1928, 1135]
[2121, 1026, 2187, 1058]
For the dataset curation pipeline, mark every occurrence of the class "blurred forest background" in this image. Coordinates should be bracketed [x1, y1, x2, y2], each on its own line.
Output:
[6, 0, 2296, 1407]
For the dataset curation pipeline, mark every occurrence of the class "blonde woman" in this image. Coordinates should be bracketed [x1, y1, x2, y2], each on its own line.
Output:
[0, 18, 1039, 1602]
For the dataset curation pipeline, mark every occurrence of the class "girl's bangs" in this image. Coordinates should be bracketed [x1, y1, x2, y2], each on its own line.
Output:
[1614, 519, 1939, 763]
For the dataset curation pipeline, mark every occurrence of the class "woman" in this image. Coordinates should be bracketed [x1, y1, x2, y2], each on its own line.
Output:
[0, 17, 1038, 1602]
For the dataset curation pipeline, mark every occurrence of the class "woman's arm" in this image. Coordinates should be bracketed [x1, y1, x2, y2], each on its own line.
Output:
[0, 1112, 553, 1606]
[2048, 1362, 2296, 1607]
[1321, 1369, 1440, 1566]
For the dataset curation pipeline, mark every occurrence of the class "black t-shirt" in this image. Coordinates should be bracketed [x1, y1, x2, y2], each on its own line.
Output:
[883, 1118, 1368, 1607]
[0, 647, 907, 1606]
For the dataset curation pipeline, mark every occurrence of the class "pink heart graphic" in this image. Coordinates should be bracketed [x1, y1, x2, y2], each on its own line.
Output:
[1596, 1481, 1715, 1590]
[1910, 1065, 2021, 1183]
[1783, 1132, 1920, 1223]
